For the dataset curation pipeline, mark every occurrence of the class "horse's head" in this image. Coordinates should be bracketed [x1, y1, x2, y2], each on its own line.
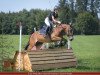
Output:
[60, 24, 74, 41]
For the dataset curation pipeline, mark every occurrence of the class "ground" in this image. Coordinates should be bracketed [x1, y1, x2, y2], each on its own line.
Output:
[0, 35, 100, 72]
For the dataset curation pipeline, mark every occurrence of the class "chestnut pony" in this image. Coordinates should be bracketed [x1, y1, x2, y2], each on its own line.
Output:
[25, 24, 73, 51]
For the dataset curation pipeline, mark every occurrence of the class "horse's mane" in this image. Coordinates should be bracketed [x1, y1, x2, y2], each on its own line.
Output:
[52, 24, 68, 36]
[54, 24, 68, 31]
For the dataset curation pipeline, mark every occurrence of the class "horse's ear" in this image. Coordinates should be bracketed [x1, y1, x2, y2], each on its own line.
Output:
[68, 22, 73, 28]
[70, 24, 72, 28]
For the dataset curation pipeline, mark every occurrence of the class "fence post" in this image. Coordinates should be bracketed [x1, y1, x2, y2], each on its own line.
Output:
[18, 22, 22, 71]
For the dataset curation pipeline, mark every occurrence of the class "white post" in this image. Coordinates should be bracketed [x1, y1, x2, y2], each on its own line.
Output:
[19, 22, 22, 52]
[67, 38, 71, 50]
[18, 22, 22, 71]
[45, 43, 49, 49]
[34, 27, 36, 32]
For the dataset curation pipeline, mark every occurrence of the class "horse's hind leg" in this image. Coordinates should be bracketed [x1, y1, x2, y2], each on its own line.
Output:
[27, 37, 37, 51]
[27, 44, 34, 51]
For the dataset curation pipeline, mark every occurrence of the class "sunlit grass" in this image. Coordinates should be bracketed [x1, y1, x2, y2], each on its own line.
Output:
[0, 35, 100, 72]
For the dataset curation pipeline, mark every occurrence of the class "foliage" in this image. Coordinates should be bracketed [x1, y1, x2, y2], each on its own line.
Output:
[57, 0, 71, 24]
[74, 12, 99, 35]
[0, 0, 100, 35]
[0, 35, 13, 72]
[0, 9, 50, 34]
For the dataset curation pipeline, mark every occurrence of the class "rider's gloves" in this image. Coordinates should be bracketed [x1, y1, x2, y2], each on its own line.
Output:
[57, 21, 61, 24]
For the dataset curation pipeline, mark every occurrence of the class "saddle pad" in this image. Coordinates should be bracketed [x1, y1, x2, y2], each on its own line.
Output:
[39, 25, 47, 36]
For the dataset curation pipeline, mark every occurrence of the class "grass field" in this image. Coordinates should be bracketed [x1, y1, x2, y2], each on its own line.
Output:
[0, 35, 100, 72]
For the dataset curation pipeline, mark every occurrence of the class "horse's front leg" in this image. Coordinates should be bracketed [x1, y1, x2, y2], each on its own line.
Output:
[51, 34, 61, 41]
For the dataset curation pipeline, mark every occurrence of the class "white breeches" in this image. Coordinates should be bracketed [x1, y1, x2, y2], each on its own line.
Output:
[45, 17, 52, 27]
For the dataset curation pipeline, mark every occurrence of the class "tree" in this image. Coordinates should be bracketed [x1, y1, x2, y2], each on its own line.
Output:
[76, 0, 88, 13]
[68, 0, 77, 24]
[74, 12, 99, 35]
[57, 0, 71, 24]
[0, 0, 99, 35]
[88, 0, 100, 19]
[76, 0, 100, 19]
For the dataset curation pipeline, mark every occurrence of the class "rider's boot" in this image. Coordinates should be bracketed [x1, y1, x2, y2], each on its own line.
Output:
[48, 32, 51, 39]
[46, 27, 52, 39]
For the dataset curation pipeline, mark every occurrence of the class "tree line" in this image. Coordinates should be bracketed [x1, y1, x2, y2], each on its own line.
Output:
[0, 0, 100, 35]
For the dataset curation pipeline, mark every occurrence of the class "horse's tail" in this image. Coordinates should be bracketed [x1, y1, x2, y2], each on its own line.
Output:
[24, 42, 29, 50]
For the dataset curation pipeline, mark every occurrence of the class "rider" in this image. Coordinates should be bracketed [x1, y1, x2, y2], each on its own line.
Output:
[44, 7, 61, 38]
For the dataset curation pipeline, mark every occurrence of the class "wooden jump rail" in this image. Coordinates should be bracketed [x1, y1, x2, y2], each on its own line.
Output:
[12, 48, 77, 72]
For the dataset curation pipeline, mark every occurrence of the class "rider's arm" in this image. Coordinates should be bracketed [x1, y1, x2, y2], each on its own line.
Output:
[52, 16, 57, 23]
[52, 16, 61, 24]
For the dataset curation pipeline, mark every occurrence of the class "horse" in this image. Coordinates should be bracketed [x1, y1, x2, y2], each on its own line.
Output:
[25, 24, 74, 51]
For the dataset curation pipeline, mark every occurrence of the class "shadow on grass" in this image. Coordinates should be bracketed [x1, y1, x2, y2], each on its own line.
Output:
[76, 59, 100, 71]
[76, 66, 100, 71]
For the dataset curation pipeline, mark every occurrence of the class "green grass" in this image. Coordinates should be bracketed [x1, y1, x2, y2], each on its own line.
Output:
[0, 35, 100, 72]
[47, 35, 100, 72]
